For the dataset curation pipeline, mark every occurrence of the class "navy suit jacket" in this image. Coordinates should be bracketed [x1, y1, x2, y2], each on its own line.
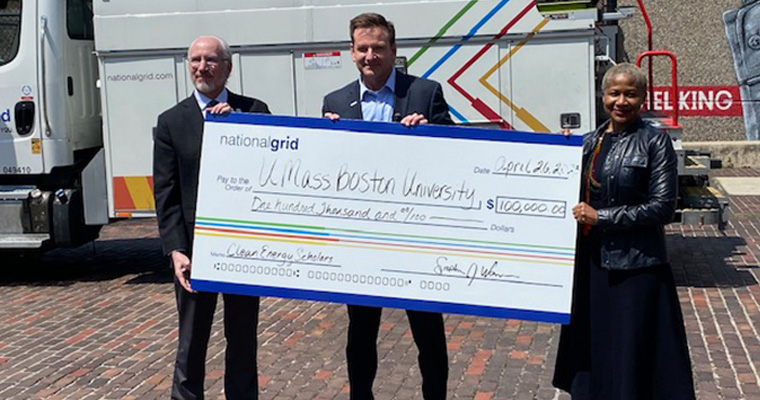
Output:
[153, 91, 270, 255]
[322, 71, 453, 125]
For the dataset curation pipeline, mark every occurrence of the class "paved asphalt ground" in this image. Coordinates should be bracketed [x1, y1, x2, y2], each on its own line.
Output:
[1, 169, 759, 400]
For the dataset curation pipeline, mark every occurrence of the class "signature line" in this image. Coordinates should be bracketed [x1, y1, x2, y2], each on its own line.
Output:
[381, 269, 563, 288]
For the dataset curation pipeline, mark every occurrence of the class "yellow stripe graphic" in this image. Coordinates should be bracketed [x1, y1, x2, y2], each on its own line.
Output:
[124, 176, 156, 210]
[479, 18, 550, 132]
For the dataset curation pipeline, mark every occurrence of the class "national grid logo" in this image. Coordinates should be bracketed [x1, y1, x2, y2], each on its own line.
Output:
[219, 133, 300, 152]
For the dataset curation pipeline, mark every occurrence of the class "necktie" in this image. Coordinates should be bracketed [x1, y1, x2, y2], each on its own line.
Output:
[205, 100, 219, 109]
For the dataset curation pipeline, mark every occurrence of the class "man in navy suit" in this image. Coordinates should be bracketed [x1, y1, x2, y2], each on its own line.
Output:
[322, 13, 452, 400]
[153, 35, 270, 400]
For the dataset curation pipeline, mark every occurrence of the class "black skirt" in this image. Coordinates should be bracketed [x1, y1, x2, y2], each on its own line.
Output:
[552, 231, 696, 400]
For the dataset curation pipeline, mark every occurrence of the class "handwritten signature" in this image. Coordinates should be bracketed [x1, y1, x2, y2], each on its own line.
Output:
[433, 256, 518, 286]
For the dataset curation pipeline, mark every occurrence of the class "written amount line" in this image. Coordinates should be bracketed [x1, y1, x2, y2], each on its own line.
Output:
[251, 209, 488, 231]
[253, 190, 483, 211]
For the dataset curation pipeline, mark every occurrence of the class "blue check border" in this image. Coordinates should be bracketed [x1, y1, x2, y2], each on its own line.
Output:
[206, 113, 583, 147]
[192, 279, 570, 324]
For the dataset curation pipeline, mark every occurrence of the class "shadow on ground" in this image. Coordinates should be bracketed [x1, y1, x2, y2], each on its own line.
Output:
[668, 234, 758, 288]
[1, 222, 756, 290]
[0, 237, 170, 286]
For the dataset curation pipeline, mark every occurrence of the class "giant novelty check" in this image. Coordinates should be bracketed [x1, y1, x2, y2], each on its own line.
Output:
[191, 113, 582, 324]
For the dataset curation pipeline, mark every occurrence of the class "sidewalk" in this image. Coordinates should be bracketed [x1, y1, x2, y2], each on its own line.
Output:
[0, 169, 758, 400]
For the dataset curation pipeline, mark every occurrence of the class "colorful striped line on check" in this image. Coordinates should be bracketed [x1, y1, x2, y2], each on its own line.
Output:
[112, 176, 155, 212]
[195, 217, 574, 266]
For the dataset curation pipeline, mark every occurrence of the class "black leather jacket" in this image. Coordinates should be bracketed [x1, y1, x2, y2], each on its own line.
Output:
[583, 119, 678, 270]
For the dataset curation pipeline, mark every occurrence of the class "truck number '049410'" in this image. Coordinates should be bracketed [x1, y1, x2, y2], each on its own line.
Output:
[2, 166, 32, 174]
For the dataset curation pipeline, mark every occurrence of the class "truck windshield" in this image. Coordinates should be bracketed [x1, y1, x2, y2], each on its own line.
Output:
[0, 0, 21, 67]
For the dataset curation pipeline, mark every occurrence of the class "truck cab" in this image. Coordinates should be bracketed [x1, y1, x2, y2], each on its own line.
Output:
[0, 0, 104, 250]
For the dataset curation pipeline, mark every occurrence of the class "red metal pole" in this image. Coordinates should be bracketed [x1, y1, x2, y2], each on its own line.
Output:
[636, 51, 679, 126]
[636, 0, 654, 109]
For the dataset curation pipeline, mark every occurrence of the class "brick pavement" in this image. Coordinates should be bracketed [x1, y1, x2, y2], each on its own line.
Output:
[1, 170, 759, 400]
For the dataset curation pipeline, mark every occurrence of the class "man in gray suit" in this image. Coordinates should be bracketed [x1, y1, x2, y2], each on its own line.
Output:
[322, 13, 452, 400]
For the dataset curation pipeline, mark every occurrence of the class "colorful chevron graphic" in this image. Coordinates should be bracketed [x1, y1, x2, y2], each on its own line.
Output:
[479, 18, 550, 132]
[409, 0, 550, 131]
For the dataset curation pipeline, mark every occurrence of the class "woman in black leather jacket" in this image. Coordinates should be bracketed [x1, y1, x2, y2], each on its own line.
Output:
[552, 63, 695, 400]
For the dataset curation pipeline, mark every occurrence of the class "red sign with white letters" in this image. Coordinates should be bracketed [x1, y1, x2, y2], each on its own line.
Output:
[645, 86, 743, 117]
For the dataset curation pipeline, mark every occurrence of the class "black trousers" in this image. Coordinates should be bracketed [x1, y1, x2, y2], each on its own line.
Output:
[346, 304, 448, 400]
[171, 278, 260, 400]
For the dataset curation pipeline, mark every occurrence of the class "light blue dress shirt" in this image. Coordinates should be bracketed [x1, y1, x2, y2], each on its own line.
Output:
[359, 69, 396, 122]
[194, 88, 229, 111]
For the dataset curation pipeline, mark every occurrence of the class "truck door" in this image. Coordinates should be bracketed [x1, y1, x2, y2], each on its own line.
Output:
[504, 35, 595, 133]
[0, 0, 43, 176]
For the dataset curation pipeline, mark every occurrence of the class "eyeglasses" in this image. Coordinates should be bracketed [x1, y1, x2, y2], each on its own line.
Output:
[189, 56, 228, 68]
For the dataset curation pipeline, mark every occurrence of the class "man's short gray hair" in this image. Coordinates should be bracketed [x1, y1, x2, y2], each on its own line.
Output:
[601, 63, 647, 93]
[187, 35, 232, 62]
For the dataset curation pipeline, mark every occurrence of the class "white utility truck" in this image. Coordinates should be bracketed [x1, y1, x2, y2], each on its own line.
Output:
[0, 0, 726, 250]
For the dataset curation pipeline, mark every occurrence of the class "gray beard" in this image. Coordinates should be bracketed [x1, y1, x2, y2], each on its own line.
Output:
[193, 79, 226, 94]
[194, 82, 216, 93]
